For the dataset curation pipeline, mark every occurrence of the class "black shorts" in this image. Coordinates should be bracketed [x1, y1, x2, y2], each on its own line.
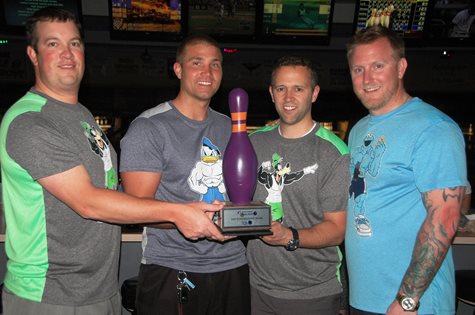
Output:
[135, 263, 250, 315]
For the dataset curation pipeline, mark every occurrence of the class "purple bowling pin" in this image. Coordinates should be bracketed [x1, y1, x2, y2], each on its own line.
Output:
[223, 88, 257, 205]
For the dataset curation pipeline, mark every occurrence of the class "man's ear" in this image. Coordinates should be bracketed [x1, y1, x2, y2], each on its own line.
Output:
[397, 57, 408, 79]
[268, 86, 275, 103]
[312, 85, 320, 103]
[173, 62, 182, 79]
[26, 46, 38, 66]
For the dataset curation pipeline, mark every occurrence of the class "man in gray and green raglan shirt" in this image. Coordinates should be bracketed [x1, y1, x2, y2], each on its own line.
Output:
[0, 7, 225, 315]
[0, 8, 121, 314]
[247, 56, 350, 315]
[0, 88, 122, 311]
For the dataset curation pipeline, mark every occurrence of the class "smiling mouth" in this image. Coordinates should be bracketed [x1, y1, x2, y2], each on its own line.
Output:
[283, 102, 297, 111]
[363, 86, 380, 92]
[59, 64, 76, 69]
[198, 81, 212, 86]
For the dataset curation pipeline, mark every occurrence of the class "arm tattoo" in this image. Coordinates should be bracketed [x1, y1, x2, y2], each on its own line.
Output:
[400, 187, 462, 298]
[442, 187, 464, 203]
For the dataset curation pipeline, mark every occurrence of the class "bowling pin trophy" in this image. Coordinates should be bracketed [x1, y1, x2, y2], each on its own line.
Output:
[218, 88, 271, 236]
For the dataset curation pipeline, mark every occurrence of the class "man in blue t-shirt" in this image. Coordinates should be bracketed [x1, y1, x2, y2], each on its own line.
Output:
[345, 25, 467, 315]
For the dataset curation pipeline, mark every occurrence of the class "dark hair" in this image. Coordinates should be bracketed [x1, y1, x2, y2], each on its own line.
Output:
[26, 7, 83, 51]
[175, 34, 222, 63]
[346, 25, 405, 61]
[270, 56, 319, 87]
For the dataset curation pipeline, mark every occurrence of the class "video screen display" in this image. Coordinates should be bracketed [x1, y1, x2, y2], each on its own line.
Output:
[110, 0, 183, 40]
[0, 0, 82, 35]
[188, 0, 256, 39]
[259, 0, 334, 44]
[354, 0, 430, 39]
[426, 0, 475, 45]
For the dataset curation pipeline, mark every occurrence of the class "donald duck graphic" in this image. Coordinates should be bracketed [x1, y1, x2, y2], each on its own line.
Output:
[188, 137, 226, 203]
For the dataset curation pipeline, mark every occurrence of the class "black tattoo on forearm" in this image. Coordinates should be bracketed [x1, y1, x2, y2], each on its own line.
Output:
[442, 187, 464, 203]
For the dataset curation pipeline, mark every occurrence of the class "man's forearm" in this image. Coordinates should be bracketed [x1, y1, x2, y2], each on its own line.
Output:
[299, 211, 346, 248]
[399, 187, 463, 299]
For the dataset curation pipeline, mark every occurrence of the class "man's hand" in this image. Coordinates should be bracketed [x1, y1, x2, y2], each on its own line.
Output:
[260, 221, 292, 246]
[174, 201, 225, 242]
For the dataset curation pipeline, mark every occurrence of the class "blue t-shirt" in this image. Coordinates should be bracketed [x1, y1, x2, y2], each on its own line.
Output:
[346, 97, 467, 314]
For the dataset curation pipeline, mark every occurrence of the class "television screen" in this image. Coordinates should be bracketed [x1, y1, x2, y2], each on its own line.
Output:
[188, 0, 257, 40]
[109, 0, 184, 41]
[0, 0, 82, 36]
[354, 0, 431, 41]
[426, 0, 475, 46]
[258, 0, 335, 45]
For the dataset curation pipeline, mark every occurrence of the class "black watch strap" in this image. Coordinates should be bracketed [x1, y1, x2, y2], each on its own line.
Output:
[285, 227, 299, 251]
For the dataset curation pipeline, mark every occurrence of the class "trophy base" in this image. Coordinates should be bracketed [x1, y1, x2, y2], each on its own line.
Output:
[217, 202, 272, 236]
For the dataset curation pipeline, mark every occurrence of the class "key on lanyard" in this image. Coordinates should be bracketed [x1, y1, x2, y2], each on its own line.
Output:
[177, 271, 195, 304]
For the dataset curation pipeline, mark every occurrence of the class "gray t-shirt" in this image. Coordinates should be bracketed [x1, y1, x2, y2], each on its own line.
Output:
[247, 123, 350, 300]
[1, 89, 121, 305]
[120, 101, 247, 273]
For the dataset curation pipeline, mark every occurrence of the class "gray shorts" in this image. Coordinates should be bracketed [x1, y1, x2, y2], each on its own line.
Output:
[251, 285, 341, 315]
[2, 288, 121, 315]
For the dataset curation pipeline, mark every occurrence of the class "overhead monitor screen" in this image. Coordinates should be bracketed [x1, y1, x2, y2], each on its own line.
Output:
[426, 0, 475, 45]
[259, 0, 335, 44]
[354, 0, 431, 40]
[109, 0, 183, 41]
[188, 0, 256, 39]
[0, 0, 82, 36]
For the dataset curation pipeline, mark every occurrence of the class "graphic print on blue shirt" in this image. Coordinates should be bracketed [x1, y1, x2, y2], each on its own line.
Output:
[257, 152, 318, 222]
[348, 133, 386, 237]
[188, 137, 226, 203]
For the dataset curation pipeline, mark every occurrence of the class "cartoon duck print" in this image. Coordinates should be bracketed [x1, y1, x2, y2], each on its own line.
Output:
[81, 121, 118, 190]
[188, 137, 226, 203]
[258, 153, 318, 222]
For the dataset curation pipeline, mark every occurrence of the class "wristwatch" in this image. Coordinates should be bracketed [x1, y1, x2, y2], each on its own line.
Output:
[397, 294, 420, 312]
[285, 227, 299, 251]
